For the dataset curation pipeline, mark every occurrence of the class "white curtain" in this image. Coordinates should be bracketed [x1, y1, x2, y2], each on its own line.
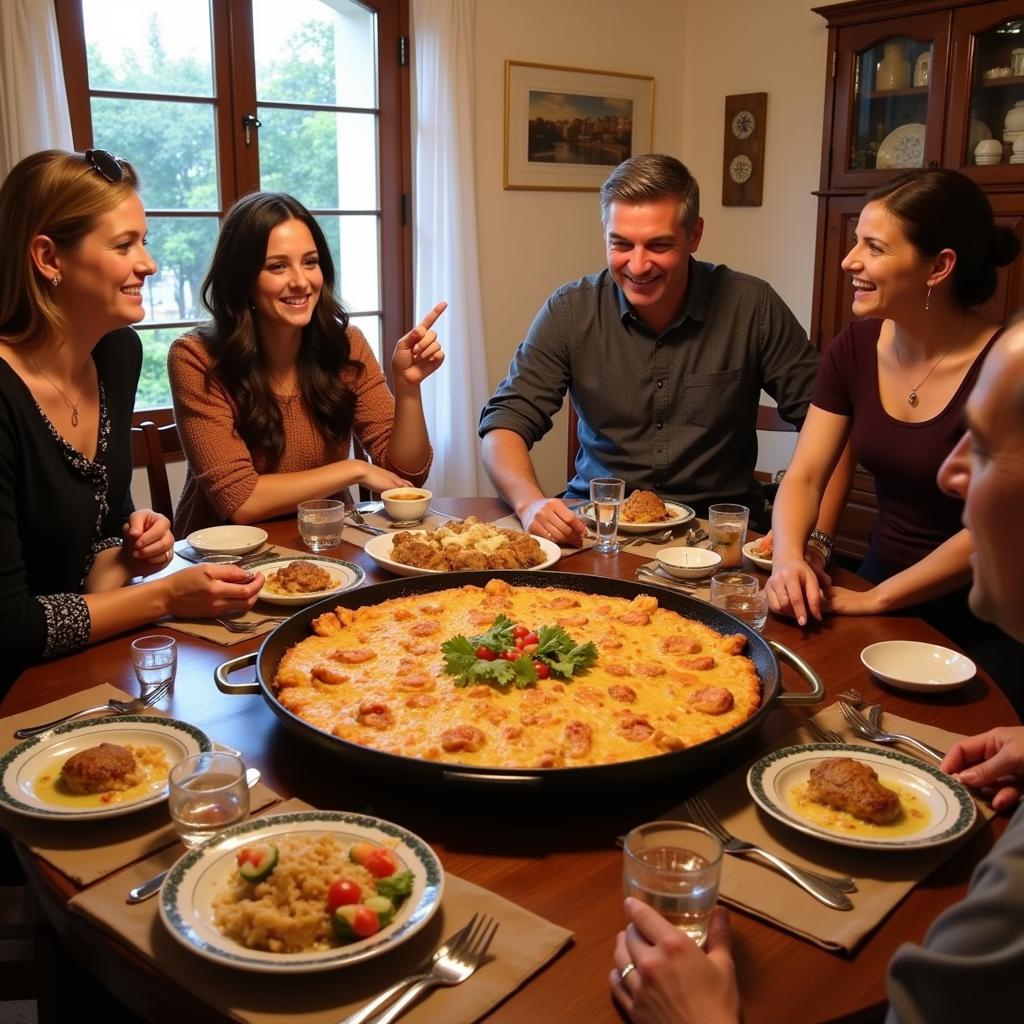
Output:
[0, 0, 74, 178]
[411, 0, 492, 497]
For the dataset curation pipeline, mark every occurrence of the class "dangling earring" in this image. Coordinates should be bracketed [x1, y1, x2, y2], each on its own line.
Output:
[51, 274, 61, 287]
[925, 286, 931, 311]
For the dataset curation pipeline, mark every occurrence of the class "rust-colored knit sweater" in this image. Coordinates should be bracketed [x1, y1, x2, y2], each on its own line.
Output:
[168, 326, 431, 535]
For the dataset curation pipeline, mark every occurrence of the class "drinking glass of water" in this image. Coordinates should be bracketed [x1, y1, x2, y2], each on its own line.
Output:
[589, 477, 626, 554]
[168, 752, 250, 848]
[710, 572, 769, 631]
[708, 503, 749, 569]
[622, 820, 723, 947]
[130, 635, 176, 696]
[298, 498, 346, 551]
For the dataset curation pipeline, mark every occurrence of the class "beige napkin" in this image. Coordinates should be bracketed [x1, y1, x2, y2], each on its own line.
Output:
[0, 685, 281, 885]
[174, 540, 277, 565]
[663, 703, 995, 952]
[70, 798, 573, 1024]
[167, 544, 325, 646]
[636, 559, 712, 602]
[340, 508, 459, 550]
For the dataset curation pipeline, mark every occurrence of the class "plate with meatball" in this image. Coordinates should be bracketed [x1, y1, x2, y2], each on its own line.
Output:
[0, 716, 212, 820]
[249, 556, 365, 606]
[746, 744, 975, 850]
[580, 491, 695, 534]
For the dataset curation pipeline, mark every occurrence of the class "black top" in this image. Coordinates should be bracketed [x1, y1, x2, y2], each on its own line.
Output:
[0, 328, 140, 692]
[478, 261, 819, 514]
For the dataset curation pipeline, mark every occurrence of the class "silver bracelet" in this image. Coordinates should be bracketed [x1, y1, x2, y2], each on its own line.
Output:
[808, 529, 834, 562]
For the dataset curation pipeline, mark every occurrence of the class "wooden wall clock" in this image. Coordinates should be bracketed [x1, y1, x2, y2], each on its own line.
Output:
[722, 92, 767, 206]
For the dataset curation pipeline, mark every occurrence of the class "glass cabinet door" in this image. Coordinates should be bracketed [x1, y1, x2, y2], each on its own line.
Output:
[829, 16, 949, 189]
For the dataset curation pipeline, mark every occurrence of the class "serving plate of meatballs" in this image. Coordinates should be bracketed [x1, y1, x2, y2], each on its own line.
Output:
[0, 716, 211, 820]
[746, 744, 976, 850]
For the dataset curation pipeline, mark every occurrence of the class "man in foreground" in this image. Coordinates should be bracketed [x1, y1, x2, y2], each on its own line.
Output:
[479, 154, 819, 544]
[609, 324, 1024, 1021]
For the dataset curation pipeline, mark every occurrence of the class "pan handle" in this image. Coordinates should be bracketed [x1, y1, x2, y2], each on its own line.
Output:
[768, 640, 825, 706]
[215, 652, 262, 695]
[441, 769, 544, 788]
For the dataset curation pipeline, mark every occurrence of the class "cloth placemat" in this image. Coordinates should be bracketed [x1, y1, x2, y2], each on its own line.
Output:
[174, 540, 278, 565]
[0, 685, 281, 885]
[167, 544, 315, 646]
[636, 560, 711, 602]
[663, 703, 995, 952]
[70, 797, 574, 1024]
[340, 508, 460, 550]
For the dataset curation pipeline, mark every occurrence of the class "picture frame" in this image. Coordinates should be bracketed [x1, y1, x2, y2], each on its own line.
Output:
[504, 60, 655, 191]
[722, 92, 767, 207]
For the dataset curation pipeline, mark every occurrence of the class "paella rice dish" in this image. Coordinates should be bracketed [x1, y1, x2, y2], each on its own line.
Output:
[389, 517, 545, 571]
[273, 579, 761, 769]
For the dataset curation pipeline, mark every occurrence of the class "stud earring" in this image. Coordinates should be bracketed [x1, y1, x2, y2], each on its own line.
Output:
[51, 274, 62, 286]
[925, 286, 931, 311]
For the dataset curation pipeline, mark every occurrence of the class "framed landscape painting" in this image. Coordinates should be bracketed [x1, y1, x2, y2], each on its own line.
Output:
[504, 61, 654, 191]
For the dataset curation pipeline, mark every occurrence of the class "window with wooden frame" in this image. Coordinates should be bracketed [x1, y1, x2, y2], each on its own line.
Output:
[55, 0, 412, 422]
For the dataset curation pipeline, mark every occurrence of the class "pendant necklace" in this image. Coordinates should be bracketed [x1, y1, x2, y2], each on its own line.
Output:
[30, 357, 85, 426]
[893, 329, 962, 408]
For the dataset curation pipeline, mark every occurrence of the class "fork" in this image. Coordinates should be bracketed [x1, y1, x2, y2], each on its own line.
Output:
[838, 701, 945, 762]
[345, 507, 388, 536]
[804, 717, 845, 744]
[683, 796, 856, 907]
[215, 615, 289, 633]
[337, 916, 478, 1024]
[622, 529, 674, 547]
[363, 914, 499, 1024]
[634, 567, 701, 590]
[13, 680, 173, 740]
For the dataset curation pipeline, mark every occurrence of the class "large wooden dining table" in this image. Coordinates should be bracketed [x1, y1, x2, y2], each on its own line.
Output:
[4, 497, 1019, 1023]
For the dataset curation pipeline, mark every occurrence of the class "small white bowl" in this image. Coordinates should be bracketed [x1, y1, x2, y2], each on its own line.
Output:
[186, 525, 268, 556]
[656, 547, 722, 580]
[381, 487, 432, 523]
[860, 641, 976, 693]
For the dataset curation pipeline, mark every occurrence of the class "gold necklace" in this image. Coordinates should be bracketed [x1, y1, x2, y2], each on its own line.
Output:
[893, 331, 962, 408]
[30, 357, 85, 426]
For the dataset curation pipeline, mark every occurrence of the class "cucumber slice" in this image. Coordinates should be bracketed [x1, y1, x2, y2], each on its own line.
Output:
[237, 842, 279, 883]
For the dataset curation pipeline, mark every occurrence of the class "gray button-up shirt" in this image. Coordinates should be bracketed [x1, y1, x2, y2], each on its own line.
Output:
[479, 261, 818, 515]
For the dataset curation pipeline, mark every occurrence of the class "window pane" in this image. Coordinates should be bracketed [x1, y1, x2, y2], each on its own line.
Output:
[142, 216, 220, 325]
[317, 214, 380, 312]
[258, 108, 378, 209]
[253, 0, 376, 108]
[134, 327, 182, 410]
[91, 98, 219, 211]
[349, 315, 382, 365]
[83, 0, 213, 97]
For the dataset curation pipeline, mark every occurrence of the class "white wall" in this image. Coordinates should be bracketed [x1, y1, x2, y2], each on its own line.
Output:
[472, 0, 834, 491]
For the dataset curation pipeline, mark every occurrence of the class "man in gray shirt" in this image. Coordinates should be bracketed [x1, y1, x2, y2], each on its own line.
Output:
[479, 154, 819, 545]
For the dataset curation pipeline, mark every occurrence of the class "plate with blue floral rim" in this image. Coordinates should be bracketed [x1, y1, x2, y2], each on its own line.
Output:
[246, 554, 365, 605]
[578, 501, 695, 534]
[160, 810, 444, 972]
[0, 716, 211, 821]
[746, 743, 976, 851]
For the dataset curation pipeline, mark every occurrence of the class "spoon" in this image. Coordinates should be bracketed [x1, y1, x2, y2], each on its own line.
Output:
[126, 767, 261, 904]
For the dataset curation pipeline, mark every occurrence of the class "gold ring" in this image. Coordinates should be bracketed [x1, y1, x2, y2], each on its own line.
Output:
[619, 961, 636, 983]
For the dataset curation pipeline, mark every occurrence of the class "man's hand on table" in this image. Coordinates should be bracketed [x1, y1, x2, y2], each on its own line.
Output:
[520, 497, 587, 547]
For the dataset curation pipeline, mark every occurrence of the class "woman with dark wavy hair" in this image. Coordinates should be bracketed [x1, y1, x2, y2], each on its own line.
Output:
[767, 168, 1022, 698]
[168, 191, 445, 534]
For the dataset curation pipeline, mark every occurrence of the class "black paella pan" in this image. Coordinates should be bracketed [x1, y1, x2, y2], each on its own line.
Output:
[215, 570, 823, 792]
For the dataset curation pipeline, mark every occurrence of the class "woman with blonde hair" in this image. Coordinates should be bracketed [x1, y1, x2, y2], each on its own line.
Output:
[0, 149, 263, 691]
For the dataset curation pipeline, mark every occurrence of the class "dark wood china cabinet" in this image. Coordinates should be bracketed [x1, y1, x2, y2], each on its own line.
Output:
[811, 0, 1024, 558]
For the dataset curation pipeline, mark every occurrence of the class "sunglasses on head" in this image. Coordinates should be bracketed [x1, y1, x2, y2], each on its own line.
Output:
[84, 149, 128, 183]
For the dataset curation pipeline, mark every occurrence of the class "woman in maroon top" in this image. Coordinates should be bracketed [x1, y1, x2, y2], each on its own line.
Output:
[767, 169, 1020, 690]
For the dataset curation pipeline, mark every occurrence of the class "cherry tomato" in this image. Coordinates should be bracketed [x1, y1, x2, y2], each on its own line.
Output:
[352, 905, 380, 937]
[533, 660, 551, 679]
[363, 847, 400, 878]
[522, 643, 538, 655]
[237, 847, 259, 867]
[475, 646, 497, 661]
[513, 624, 529, 639]
[514, 637, 525, 649]
[500, 650, 519, 661]
[327, 878, 362, 910]
[523, 632, 539, 646]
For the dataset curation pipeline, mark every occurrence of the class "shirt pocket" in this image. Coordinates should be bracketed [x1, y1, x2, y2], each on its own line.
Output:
[679, 368, 745, 429]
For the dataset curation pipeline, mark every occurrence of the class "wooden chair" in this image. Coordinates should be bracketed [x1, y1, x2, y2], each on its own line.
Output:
[130, 420, 184, 522]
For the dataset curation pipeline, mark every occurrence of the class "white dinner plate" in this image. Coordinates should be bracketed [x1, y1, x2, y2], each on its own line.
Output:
[363, 530, 561, 578]
[246, 555, 365, 605]
[742, 540, 772, 570]
[186, 526, 269, 556]
[747, 743, 976, 851]
[860, 641, 976, 693]
[0, 716, 211, 821]
[579, 501, 695, 534]
[160, 810, 444, 973]
[876, 123, 926, 169]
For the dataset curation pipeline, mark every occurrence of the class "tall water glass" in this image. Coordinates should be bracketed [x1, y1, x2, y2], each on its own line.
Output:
[298, 498, 346, 551]
[590, 477, 626, 553]
[623, 821, 723, 947]
[708, 503, 749, 569]
[168, 752, 250, 848]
